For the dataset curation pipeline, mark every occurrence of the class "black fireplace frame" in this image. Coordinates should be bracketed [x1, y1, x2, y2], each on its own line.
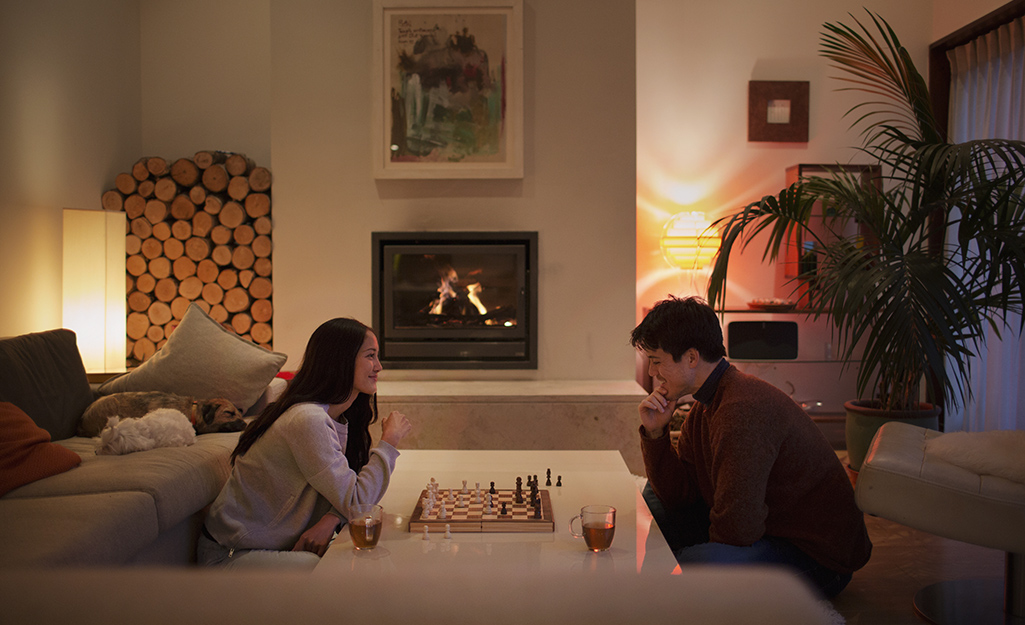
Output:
[371, 231, 538, 369]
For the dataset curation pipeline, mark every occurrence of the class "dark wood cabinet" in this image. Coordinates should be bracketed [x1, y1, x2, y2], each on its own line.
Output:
[775, 163, 882, 304]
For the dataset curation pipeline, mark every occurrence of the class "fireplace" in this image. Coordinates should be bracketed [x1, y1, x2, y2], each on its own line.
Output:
[371, 232, 538, 369]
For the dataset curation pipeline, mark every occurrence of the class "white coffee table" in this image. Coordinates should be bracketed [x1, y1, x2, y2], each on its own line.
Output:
[313, 449, 678, 577]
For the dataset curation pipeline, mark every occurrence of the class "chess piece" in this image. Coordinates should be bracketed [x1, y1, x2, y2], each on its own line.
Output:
[438, 504, 447, 519]
[461, 480, 468, 494]
[423, 526, 430, 540]
[501, 502, 508, 516]
[546, 469, 552, 486]
[556, 475, 562, 487]
[445, 524, 452, 539]
[489, 481, 496, 494]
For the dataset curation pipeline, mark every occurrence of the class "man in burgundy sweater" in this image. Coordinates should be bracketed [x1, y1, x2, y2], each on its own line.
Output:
[632, 296, 871, 597]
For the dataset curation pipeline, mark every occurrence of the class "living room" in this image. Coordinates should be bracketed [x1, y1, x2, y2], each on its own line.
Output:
[1, 0, 1021, 623]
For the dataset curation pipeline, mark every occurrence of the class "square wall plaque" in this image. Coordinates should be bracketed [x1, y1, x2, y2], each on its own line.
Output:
[748, 81, 809, 143]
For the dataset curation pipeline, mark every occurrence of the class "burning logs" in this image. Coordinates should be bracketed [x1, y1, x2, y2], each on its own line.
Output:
[104, 151, 274, 368]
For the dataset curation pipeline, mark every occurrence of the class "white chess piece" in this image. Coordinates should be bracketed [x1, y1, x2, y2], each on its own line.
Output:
[461, 480, 468, 494]
[422, 525, 429, 540]
[445, 524, 452, 539]
[438, 504, 447, 519]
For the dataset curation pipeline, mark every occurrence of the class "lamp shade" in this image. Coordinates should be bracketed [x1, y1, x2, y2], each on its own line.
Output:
[62, 209, 126, 373]
[660, 212, 720, 270]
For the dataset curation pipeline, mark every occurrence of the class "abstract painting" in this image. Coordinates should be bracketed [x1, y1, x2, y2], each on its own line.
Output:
[372, 0, 523, 178]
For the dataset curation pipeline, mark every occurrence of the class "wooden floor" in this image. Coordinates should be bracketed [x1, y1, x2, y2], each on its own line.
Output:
[830, 452, 1007, 624]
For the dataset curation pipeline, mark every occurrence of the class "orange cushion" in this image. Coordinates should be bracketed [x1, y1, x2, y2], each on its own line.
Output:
[0, 402, 81, 496]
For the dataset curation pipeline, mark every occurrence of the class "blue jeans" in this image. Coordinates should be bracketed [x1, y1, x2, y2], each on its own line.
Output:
[643, 482, 851, 598]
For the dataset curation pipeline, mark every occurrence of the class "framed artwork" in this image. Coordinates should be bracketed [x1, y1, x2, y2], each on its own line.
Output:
[748, 81, 809, 143]
[372, 0, 524, 179]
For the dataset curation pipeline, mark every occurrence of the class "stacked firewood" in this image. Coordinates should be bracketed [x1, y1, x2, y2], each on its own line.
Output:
[102, 151, 273, 367]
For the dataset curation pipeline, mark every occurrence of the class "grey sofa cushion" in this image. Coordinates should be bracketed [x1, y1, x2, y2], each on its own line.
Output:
[98, 304, 286, 414]
[0, 492, 158, 567]
[4, 433, 240, 532]
[0, 329, 93, 441]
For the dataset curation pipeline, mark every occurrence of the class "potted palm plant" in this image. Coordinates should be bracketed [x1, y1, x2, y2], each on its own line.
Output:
[707, 11, 1025, 470]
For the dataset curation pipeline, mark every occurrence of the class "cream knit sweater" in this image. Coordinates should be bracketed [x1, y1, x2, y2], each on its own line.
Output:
[205, 402, 399, 553]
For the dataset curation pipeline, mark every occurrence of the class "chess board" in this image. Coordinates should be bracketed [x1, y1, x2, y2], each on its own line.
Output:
[408, 488, 555, 533]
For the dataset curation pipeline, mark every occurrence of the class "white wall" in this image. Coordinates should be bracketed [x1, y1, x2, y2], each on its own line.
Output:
[2, 0, 998, 386]
[145, 0, 638, 381]
[0, 0, 141, 337]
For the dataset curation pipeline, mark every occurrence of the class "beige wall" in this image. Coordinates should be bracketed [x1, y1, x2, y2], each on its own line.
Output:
[933, 0, 1009, 40]
[263, 0, 638, 380]
[1, 0, 999, 384]
[0, 0, 141, 336]
[636, 0, 935, 315]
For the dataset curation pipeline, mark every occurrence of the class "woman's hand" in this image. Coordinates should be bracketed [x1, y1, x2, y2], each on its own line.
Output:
[380, 410, 412, 447]
[292, 512, 340, 556]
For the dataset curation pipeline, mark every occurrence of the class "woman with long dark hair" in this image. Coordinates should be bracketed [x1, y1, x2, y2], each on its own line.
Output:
[198, 318, 412, 568]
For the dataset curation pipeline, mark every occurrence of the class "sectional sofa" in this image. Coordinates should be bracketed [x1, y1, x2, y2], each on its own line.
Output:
[0, 305, 286, 567]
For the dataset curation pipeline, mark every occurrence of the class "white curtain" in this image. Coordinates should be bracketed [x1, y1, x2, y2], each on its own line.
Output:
[946, 16, 1025, 431]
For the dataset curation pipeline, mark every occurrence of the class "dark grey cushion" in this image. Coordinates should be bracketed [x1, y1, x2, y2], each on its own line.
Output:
[0, 329, 93, 441]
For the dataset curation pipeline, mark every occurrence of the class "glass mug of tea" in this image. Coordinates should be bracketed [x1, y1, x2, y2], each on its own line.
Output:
[568, 505, 616, 552]
[348, 504, 384, 550]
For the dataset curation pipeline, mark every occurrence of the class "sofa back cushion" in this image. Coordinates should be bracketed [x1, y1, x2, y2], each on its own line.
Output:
[0, 329, 93, 440]
[98, 304, 286, 414]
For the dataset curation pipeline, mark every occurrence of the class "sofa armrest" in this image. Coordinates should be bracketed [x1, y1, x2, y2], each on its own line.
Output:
[244, 377, 287, 417]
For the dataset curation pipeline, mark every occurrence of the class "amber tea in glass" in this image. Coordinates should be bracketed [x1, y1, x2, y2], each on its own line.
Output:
[569, 505, 616, 552]
[348, 504, 383, 550]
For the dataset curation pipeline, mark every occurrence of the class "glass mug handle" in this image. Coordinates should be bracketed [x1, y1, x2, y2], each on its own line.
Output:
[568, 514, 584, 538]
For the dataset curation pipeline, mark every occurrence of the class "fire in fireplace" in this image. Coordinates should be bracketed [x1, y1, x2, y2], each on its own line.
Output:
[371, 232, 538, 368]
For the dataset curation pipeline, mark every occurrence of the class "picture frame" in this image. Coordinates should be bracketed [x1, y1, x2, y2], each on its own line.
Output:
[371, 0, 524, 179]
[748, 81, 809, 143]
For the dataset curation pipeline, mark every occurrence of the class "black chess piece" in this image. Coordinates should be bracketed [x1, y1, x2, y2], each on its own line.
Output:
[556, 475, 562, 487]
[489, 481, 496, 495]
[501, 502, 508, 515]
[546, 469, 552, 486]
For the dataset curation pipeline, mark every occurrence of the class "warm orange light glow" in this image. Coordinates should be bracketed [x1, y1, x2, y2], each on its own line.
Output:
[659, 212, 720, 270]
[62, 209, 126, 373]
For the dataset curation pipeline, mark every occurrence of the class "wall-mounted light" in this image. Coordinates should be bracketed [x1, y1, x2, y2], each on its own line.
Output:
[660, 211, 720, 270]
[62, 208, 126, 373]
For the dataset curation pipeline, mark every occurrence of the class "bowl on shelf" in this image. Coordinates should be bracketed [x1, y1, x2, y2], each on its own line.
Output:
[747, 298, 796, 312]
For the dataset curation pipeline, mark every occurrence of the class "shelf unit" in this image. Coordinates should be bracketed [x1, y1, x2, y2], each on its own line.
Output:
[776, 163, 882, 305]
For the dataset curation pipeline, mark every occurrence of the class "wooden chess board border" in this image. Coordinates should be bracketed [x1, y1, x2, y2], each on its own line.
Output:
[408, 488, 555, 533]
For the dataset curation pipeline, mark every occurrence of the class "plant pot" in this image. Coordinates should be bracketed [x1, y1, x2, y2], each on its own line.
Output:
[844, 400, 940, 472]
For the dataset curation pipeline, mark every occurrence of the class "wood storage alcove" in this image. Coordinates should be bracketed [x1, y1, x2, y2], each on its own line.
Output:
[102, 151, 274, 368]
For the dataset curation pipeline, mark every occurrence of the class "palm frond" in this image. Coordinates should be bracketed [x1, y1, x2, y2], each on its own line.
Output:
[705, 10, 1025, 412]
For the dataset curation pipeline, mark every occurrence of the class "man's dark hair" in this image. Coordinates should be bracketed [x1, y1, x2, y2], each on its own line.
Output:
[630, 295, 726, 363]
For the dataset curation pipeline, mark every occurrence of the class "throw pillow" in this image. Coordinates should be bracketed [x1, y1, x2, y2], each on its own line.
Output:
[98, 304, 287, 414]
[0, 329, 93, 441]
[0, 402, 82, 496]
